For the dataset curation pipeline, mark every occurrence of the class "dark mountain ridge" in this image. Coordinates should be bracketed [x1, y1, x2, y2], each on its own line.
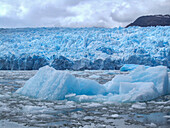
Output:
[126, 14, 170, 27]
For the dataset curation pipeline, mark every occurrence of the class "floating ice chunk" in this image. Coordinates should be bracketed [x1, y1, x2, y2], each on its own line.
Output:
[129, 66, 169, 95]
[83, 116, 95, 120]
[145, 123, 157, 128]
[0, 120, 35, 128]
[16, 66, 79, 100]
[111, 114, 119, 118]
[0, 94, 3, 98]
[84, 103, 102, 107]
[120, 64, 150, 72]
[132, 103, 147, 109]
[89, 74, 100, 79]
[164, 106, 170, 109]
[16, 66, 106, 100]
[104, 65, 169, 101]
[16, 65, 169, 102]
[164, 115, 170, 119]
[23, 105, 47, 113]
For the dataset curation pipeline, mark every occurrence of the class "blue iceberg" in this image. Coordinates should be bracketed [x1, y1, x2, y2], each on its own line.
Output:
[16, 65, 169, 102]
[16, 66, 106, 100]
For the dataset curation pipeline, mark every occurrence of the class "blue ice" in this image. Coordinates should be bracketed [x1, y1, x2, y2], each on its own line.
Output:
[16, 65, 169, 102]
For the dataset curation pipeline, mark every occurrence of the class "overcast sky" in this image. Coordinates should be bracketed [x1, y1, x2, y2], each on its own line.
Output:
[0, 0, 170, 28]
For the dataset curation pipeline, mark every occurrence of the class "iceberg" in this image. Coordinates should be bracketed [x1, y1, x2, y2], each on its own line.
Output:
[129, 66, 169, 95]
[105, 65, 169, 99]
[16, 66, 105, 100]
[16, 65, 169, 102]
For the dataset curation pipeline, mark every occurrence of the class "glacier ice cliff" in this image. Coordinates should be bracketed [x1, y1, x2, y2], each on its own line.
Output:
[16, 65, 169, 102]
[0, 27, 170, 70]
[120, 64, 150, 71]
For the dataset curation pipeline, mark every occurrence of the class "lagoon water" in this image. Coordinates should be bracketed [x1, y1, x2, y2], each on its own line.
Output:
[0, 70, 170, 128]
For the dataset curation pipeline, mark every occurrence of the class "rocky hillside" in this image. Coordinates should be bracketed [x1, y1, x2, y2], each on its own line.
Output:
[126, 15, 170, 27]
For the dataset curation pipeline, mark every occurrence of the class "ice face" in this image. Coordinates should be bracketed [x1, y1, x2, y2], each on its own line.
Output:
[16, 66, 78, 100]
[120, 64, 150, 72]
[105, 65, 169, 101]
[129, 66, 169, 95]
[119, 82, 159, 101]
[0, 27, 170, 70]
[105, 75, 132, 94]
[16, 65, 169, 102]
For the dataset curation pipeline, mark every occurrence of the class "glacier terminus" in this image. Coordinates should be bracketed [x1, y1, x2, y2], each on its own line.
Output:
[0, 26, 169, 70]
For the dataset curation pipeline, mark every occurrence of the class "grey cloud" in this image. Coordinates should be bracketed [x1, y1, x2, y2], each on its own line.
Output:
[0, 16, 25, 28]
[110, 0, 170, 24]
[0, 0, 170, 28]
[25, 4, 75, 19]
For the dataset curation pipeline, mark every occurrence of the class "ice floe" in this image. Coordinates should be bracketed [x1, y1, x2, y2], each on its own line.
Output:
[16, 66, 106, 100]
[16, 65, 169, 102]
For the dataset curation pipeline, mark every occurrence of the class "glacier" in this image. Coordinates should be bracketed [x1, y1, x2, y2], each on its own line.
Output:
[16, 65, 169, 102]
[0, 26, 170, 70]
[120, 64, 150, 71]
